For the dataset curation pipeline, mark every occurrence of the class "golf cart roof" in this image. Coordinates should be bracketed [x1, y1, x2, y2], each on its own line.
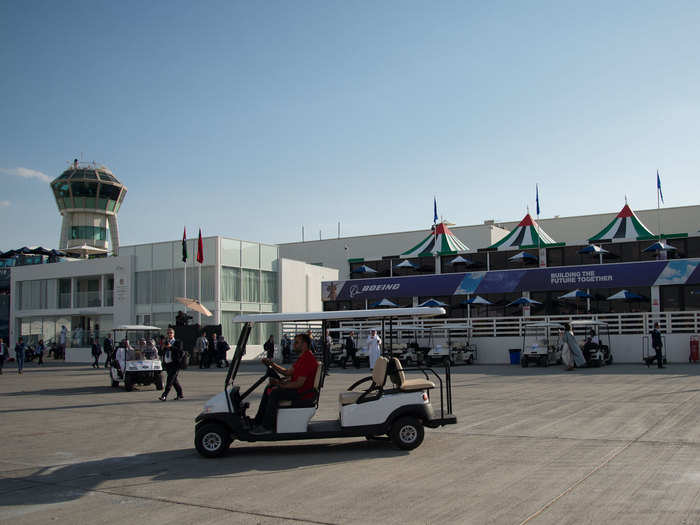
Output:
[113, 325, 161, 332]
[524, 321, 565, 328]
[233, 307, 446, 323]
[569, 320, 609, 327]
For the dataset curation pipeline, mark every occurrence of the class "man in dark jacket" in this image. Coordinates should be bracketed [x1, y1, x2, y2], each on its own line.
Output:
[103, 334, 114, 368]
[646, 322, 665, 368]
[159, 328, 184, 401]
[342, 331, 358, 369]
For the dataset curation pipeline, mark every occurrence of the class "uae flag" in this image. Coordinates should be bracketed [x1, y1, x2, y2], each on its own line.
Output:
[182, 227, 187, 262]
[197, 229, 204, 263]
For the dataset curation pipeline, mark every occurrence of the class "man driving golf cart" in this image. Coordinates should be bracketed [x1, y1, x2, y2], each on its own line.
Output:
[113, 339, 134, 377]
[252, 333, 318, 434]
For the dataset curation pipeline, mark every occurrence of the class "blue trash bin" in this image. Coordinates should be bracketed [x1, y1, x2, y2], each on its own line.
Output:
[509, 349, 521, 365]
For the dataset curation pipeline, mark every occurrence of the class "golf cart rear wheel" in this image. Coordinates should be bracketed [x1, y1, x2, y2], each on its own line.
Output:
[154, 373, 163, 390]
[390, 416, 424, 450]
[124, 377, 134, 391]
[111, 379, 119, 388]
[195, 423, 231, 458]
[521, 358, 528, 368]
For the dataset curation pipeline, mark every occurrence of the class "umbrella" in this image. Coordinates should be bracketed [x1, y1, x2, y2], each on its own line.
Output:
[606, 290, 643, 301]
[394, 259, 418, 269]
[449, 255, 473, 265]
[578, 244, 609, 255]
[49, 249, 66, 257]
[507, 297, 542, 307]
[370, 298, 399, 308]
[175, 296, 213, 317]
[508, 251, 538, 262]
[643, 241, 677, 253]
[65, 244, 108, 258]
[558, 289, 593, 300]
[460, 295, 493, 305]
[418, 299, 448, 307]
[351, 265, 378, 274]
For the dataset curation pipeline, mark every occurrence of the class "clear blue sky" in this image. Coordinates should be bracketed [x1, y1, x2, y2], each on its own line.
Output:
[2, 0, 699, 250]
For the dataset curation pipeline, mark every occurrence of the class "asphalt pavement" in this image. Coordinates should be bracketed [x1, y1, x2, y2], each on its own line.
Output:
[1, 360, 699, 524]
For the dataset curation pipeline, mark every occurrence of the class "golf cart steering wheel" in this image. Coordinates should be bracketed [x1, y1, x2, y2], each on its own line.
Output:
[265, 361, 282, 380]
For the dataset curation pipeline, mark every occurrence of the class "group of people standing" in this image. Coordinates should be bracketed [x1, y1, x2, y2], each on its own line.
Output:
[194, 331, 230, 369]
[0, 337, 46, 375]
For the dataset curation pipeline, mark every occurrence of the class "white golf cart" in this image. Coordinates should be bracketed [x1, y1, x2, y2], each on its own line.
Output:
[521, 322, 564, 367]
[194, 307, 457, 457]
[570, 320, 613, 367]
[109, 325, 163, 391]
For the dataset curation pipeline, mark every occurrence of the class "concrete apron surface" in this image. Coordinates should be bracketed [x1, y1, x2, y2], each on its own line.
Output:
[0, 362, 699, 524]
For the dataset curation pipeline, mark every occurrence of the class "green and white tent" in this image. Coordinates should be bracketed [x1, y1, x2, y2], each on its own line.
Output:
[589, 204, 654, 242]
[487, 213, 556, 250]
[401, 222, 469, 256]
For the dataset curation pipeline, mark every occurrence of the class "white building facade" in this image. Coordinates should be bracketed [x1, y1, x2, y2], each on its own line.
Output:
[10, 236, 338, 360]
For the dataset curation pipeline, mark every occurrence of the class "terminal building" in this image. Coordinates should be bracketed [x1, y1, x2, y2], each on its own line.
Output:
[278, 203, 700, 364]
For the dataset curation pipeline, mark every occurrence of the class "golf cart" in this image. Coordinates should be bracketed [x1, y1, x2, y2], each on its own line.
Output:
[521, 322, 564, 367]
[448, 324, 477, 365]
[194, 307, 457, 457]
[570, 320, 613, 367]
[109, 325, 163, 391]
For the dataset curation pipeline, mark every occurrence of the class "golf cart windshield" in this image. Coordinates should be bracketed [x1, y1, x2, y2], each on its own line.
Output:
[112, 325, 161, 361]
[226, 307, 446, 386]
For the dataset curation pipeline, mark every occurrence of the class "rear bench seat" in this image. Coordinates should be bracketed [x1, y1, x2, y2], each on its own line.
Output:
[390, 358, 435, 391]
[339, 357, 388, 405]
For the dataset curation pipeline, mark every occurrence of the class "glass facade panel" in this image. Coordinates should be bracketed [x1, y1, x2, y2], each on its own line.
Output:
[260, 271, 277, 304]
[221, 238, 241, 267]
[241, 241, 259, 269]
[221, 311, 242, 348]
[260, 245, 278, 271]
[135, 271, 152, 304]
[221, 267, 240, 302]
[71, 180, 98, 197]
[98, 183, 121, 200]
[242, 269, 259, 302]
[152, 269, 172, 303]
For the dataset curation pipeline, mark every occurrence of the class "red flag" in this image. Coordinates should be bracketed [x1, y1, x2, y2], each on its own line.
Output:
[196, 229, 203, 264]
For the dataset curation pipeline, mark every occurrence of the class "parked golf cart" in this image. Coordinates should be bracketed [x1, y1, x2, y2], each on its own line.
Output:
[570, 320, 613, 366]
[521, 322, 564, 367]
[109, 325, 163, 391]
[194, 307, 457, 457]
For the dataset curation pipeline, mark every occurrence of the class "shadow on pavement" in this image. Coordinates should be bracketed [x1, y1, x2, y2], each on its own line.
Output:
[1, 386, 117, 397]
[1, 440, 405, 506]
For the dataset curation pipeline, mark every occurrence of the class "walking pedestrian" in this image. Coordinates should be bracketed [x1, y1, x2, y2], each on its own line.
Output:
[103, 333, 114, 368]
[15, 337, 26, 374]
[195, 330, 208, 369]
[91, 338, 102, 368]
[343, 331, 358, 369]
[36, 339, 45, 365]
[264, 335, 275, 361]
[0, 338, 7, 374]
[646, 322, 665, 368]
[216, 334, 230, 368]
[323, 329, 332, 376]
[561, 323, 586, 371]
[367, 329, 382, 370]
[281, 333, 291, 363]
[59, 325, 67, 360]
[159, 328, 184, 401]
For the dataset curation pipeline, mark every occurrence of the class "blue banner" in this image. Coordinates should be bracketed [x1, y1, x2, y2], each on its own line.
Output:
[322, 259, 700, 301]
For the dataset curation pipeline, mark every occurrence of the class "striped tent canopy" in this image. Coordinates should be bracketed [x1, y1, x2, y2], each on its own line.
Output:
[589, 204, 654, 242]
[401, 222, 469, 256]
[487, 214, 556, 250]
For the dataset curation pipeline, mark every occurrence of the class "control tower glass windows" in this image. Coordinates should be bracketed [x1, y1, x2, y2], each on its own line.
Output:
[53, 181, 72, 209]
[71, 226, 107, 242]
[97, 172, 117, 183]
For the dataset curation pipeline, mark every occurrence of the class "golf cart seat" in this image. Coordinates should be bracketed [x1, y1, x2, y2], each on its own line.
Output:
[390, 358, 435, 391]
[278, 360, 323, 408]
[339, 357, 388, 405]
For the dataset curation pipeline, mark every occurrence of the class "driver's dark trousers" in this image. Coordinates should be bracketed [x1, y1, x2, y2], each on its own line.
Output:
[255, 387, 301, 430]
[162, 363, 183, 398]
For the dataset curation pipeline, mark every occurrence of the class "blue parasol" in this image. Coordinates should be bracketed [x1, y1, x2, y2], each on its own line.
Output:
[351, 264, 378, 274]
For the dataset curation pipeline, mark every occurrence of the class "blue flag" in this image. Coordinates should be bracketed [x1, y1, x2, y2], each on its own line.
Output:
[657, 170, 664, 204]
[433, 196, 438, 223]
[535, 184, 540, 216]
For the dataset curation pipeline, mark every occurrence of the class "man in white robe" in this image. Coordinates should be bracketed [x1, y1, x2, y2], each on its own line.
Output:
[367, 330, 382, 370]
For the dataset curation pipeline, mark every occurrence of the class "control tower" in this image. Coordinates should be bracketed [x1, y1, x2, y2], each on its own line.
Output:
[50, 159, 127, 256]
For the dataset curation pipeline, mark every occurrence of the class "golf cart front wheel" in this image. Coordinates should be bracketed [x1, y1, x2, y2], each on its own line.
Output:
[390, 416, 424, 450]
[195, 423, 232, 458]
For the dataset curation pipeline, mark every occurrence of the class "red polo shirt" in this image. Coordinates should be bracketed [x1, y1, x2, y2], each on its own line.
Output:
[292, 350, 318, 400]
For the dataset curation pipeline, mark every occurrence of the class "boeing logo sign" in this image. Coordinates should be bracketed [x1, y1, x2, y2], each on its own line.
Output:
[349, 283, 401, 298]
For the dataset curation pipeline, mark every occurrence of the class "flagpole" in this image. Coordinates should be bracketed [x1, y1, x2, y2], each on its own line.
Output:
[657, 171, 662, 242]
[198, 262, 202, 325]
